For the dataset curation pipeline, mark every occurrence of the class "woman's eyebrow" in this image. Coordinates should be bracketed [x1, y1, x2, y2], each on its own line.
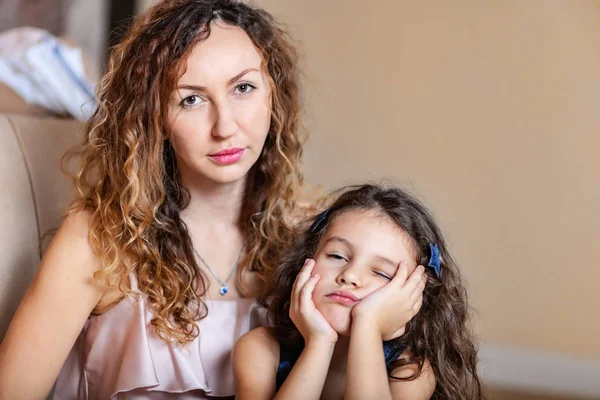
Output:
[227, 67, 259, 85]
[177, 67, 259, 91]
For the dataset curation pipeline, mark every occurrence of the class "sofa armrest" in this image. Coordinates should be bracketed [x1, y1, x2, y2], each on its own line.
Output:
[0, 114, 84, 340]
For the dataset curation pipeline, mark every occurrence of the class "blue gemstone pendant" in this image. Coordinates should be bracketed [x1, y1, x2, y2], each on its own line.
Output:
[219, 286, 228, 295]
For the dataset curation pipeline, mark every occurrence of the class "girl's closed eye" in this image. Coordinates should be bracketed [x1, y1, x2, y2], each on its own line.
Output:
[327, 253, 347, 262]
[233, 82, 257, 96]
[373, 270, 392, 281]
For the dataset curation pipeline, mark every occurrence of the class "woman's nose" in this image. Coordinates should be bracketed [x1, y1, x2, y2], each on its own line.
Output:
[211, 102, 239, 139]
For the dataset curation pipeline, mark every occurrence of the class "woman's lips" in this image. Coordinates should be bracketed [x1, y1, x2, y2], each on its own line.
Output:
[208, 147, 245, 165]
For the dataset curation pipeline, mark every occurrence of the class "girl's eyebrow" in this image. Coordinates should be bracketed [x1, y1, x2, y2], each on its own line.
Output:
[374, 255, 398, 269]
[325, 236, 353, 248]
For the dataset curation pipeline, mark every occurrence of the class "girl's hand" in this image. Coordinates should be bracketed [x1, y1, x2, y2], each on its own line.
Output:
[289, 259, 338, 344]
[351, 261, 426, 340]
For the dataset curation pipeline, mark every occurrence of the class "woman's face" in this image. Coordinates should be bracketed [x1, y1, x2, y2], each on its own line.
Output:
[311, 210, 418, 336]
[167, 22, 272, 186]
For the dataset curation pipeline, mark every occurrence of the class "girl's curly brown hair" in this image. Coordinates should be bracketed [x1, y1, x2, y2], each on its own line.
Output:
[268, 184, 482, 400]
[64, 0, 304, 345]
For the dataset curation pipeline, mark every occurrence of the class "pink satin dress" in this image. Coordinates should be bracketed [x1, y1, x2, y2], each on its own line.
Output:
[53, 291, 266, 399]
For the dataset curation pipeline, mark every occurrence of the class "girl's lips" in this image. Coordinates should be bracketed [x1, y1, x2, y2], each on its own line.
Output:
[326, 290, 360, 306]
[208, 148, 245, 165]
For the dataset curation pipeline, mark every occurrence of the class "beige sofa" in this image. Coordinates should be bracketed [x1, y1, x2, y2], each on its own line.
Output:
[0, 83, 84, 341]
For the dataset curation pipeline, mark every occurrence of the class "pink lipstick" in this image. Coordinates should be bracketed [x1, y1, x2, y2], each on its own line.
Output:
[209, 147, 245, 165]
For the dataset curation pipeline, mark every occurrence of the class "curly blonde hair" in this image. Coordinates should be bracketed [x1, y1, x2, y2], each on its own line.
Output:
[65, 0, 305, 345]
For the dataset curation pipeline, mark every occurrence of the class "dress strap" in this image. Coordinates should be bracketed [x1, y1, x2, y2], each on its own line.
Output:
[276, 343, 303, 391]
[383, 340, 407, 372]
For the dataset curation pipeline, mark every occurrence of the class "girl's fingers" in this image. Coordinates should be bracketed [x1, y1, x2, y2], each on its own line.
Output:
[300, 274, 320, 310]
[292, 259, 314, 305]
[390, 260, 410, 287]
[410, 271, 427, 302]
[403, 264, 425, 294]
[412, 294, 423, 314]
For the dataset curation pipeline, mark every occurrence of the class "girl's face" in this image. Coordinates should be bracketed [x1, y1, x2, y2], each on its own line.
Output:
[167, 22, 272, 187]
[311, 210, 418, 336]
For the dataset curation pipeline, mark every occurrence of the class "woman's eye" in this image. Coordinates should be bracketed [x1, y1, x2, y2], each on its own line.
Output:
[181, 95, 203, 107]
[234, 83, 256, 95]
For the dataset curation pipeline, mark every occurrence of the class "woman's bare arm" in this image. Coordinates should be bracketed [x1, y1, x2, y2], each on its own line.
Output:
[0, 211, 106, 399]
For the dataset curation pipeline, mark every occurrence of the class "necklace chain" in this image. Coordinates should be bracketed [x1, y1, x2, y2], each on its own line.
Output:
[192, 246, 243, 295]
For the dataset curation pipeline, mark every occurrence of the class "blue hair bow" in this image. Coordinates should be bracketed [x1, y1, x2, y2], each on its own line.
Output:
[428, 243, 442, 277]
[309, 208, 330, 233]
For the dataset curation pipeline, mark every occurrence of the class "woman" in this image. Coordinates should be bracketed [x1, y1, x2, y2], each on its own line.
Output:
[0, 1, 303, 398]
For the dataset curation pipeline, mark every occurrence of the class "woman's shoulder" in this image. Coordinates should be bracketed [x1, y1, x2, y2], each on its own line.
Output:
[44, 209, 100, 278]
[53, 209, 125, 312]
[59, 208, 92, 239]
[50, 209, 112, 288]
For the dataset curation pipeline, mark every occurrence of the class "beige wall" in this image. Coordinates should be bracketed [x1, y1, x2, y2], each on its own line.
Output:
[138, 0, 156, 13]
[138, 0, 600, 360]
[65, 0, 108, 70]
[254, 0, 600, 359]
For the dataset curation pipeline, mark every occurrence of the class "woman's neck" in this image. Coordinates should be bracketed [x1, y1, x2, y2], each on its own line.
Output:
[179, 172, 247, 229]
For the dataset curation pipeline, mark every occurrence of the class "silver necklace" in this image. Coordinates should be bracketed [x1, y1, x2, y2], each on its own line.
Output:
[192, 247, 243, 296]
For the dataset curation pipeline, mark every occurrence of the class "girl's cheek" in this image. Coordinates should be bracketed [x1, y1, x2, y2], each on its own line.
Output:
[313, 278, 325, 293]
[311, 260, 326, 278]
[364, 281, 388, 297]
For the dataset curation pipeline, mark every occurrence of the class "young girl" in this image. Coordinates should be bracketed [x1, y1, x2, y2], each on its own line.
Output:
[233, 184, 482, 400]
